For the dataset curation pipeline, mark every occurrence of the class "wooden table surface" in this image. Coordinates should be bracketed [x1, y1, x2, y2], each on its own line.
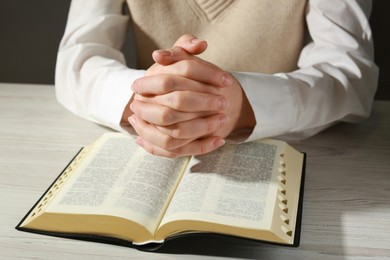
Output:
[1, 83, 389, 260]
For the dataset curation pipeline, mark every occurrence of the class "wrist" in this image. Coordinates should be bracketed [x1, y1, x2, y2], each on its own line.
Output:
[226, 78, 256, 141]
[120, 94, 135, 128]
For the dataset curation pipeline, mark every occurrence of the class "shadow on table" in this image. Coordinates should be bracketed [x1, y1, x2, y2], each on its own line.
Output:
[156, 103, 390, 259]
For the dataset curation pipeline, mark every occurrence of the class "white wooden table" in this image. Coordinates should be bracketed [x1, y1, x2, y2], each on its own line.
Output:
[1, 83, 389, 259]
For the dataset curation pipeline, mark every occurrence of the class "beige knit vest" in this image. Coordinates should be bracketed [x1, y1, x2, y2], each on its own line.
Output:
[127, 0, 307, 73]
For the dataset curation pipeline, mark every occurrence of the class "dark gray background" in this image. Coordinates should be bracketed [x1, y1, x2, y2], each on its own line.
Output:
[0, 0, 388, 100]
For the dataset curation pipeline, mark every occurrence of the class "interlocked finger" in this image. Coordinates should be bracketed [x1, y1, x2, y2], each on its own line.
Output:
[135, 91, 228, 112]
[130, 99, 213, 126]
[129, 115, 194, 151]
[132, 74, 222, 96]
[155, 113, 229, 139]
[135, 136, 225, 158]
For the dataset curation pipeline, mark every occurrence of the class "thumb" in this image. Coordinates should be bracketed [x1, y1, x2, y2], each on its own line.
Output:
[173, 34, 207, 55]
[152, 35, 207, 66]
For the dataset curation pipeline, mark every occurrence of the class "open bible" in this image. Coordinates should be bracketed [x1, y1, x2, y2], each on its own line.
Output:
[16, 132, 306, 249]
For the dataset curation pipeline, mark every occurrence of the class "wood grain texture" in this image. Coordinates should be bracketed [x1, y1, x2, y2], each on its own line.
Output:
[1, 83, 389, 260]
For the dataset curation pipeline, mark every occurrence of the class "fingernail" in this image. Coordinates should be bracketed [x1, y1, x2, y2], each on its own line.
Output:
[218, 97, 229, 110]
[131, 83, 138, 93]
[214, 138, 226, 148]
[129, 102, 135, 112]
[190, 38, 203, 44]
[154, 49, 171, 56]
[222, 73, 233, 87]
[219, 115, 229, 126]
[128, 115, 136, 126]
[135, 137, 144, 147]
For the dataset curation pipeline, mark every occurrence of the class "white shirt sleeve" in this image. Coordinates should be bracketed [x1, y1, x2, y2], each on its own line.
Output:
[232, 0, 379, 141]
[56, 0, 378, 141]
[55, 0, 145, 132]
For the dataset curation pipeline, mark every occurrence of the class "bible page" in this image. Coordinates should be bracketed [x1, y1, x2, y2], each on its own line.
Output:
[159, 140, 283, 230]
[47, 133, 189, 234]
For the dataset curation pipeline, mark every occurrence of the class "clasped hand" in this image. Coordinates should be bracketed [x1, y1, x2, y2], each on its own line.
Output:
[128, 35, 253, 158]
